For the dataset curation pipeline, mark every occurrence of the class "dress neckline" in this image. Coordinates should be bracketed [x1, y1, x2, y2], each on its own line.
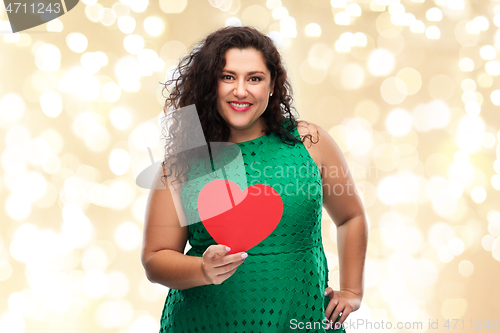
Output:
[233, 132, 268, 145]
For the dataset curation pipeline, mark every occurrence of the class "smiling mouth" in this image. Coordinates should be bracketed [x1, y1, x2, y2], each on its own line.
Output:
[228, 102, 252, 107]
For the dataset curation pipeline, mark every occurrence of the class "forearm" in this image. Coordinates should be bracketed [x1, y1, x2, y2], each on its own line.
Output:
[144, 249, 211, 290]
[336, 213, 368, 299]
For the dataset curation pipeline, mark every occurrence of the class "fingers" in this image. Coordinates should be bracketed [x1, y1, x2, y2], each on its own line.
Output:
[204, 244, 232, 259]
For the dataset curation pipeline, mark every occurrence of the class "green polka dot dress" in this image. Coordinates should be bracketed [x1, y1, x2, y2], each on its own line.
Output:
[159, 120, 346, 332]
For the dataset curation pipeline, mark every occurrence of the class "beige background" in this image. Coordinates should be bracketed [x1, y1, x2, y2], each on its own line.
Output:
[0, 0, 500, 332]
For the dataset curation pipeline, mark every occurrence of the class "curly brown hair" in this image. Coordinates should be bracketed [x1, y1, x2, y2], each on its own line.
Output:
[160, 26, 315, 188]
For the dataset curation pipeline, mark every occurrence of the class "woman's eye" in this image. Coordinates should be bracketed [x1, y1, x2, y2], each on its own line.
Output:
[222, 75, 233, 80]
[250, 77, 262, 82]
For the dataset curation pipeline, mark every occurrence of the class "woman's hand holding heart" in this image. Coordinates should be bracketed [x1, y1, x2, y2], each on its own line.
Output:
[201, 244, 248, 285]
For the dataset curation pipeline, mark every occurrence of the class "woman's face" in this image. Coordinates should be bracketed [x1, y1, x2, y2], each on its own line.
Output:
[216, 48, 274, 139]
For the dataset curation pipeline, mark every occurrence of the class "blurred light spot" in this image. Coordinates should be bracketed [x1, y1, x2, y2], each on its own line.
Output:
[139, 276, 169, 301]
[47, 18, 63, 32]
[144, 17, 165, 36]
[66, 33, 88, 53]
[373, 143, 400, 172]
[114, 221, 141, 251]
[386, 108, 412, 136]
[5, 194, 31, 220]
[448, 0, 465, 10]
[410, 20, 425, 33]
[107, 271, 130, 299]
[340, 63, 364, 89]
[441, 299, 467, 319]
[482, 133, 496, 147]
[299, 58, 327, 84]
[80, 52, 103, 73]
[482, 234, 495, 251]
[480, 45, 497, 60]
[102, 82, 122, 103]
[426, 7, 443, 21]
[346, 3, 361, 16]
[95, 300, 133, 328]
[82, 245, 109, 271]
[113, 2, 130, 17]
[280, 16, 297, 38]
[0, 312, 25, 333]
[109, 148, 130, 176]
[123, 34, 144, 54]
[334, 12, 350, 25]
[448, 160, 474, 187]
[345, 118, 373, 155]
[447, 182, 463, 198]
[128, 315, 159, 333]
[472, 16, 489, 31]
[331, 0, 346, 8]
[425, 25, 441, 39]
[98, 8, 116, 26]
[396, 67, 421, 95]
[454, 150, 469, 162]
[160, 0, 187, 13]
[130, 0, 149, 13]
[426, 100, 450, 128]
[470, 186, 486, 203]
[438, 246, 454, 262]
[478, 74, 493, 87]
[0, 93, 26, 128]
[368, 48, 394, 76]
[118, 16, 136, 34]
[110, 107, 133, 130]
[381, 77, 407, 104]
[12, 171, 47, 203]
[458, 260, 473, 276]
[485, 61, 500, 75]
[58, 67, 100, 101]
[488, 212, 500, 236]
[448, 238, 465, 255]
[461, 78, 476, 91]
[35, 43, 61, 71]
[491, 90, 500, 105]
[305, 23, 321, 37]
[272, 6, 288, 19]
[354, 32, 367, 46]
[492, 175, 500, 190]
[494, 160, 500, 173]
[115, 56, 141, 92]
[455, 115, 485, 153]
[0, 261, 13, 281]
[226, 17, 242, 27]
[309, 43, 334, 67]
[83, 269, 109, 298]
[105, 179, 136, 210]
[61, 204, 95, 249]
[85, 3, 103, 23]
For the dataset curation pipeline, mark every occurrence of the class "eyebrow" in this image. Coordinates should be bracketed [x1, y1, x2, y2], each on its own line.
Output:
[222, 70, 266, 75]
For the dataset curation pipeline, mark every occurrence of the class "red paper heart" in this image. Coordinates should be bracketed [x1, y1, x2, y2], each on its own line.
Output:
[197, 179, 283, 254]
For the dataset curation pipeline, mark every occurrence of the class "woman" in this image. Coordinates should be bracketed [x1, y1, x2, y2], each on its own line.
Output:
[142, 26, 368, 332]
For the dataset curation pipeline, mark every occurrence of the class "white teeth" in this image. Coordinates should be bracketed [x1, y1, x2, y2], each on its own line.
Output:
[229, 102, 251, 107]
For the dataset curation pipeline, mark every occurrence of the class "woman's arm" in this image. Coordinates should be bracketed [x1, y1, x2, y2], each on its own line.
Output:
[297, 120, 368, 325]
[141, 164, 211, 290]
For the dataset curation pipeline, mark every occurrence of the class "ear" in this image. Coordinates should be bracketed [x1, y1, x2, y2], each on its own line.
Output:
[271, 74, 276, 94]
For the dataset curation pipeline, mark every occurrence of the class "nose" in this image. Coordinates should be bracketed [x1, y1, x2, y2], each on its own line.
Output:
[233, 78, 248, 98]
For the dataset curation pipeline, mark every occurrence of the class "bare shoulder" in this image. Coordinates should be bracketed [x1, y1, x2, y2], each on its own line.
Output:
[295, 120, 343, 173]
[296, 120, 320, 148]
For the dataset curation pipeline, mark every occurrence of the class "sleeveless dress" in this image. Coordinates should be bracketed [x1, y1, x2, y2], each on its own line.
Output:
[159, 121, 346, 332]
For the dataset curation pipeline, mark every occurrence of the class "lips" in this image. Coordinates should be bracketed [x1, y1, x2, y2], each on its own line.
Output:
[228, 102, 252, 112]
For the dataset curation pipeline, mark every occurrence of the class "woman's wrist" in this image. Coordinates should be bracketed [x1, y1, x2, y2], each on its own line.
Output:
[200, 257, 213, 285]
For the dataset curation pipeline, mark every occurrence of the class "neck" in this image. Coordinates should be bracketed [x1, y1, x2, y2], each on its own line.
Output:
[227, 119, 266, 143]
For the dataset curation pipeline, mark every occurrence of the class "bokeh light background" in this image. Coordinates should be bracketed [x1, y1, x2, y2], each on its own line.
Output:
[1, 0, 500, 332]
